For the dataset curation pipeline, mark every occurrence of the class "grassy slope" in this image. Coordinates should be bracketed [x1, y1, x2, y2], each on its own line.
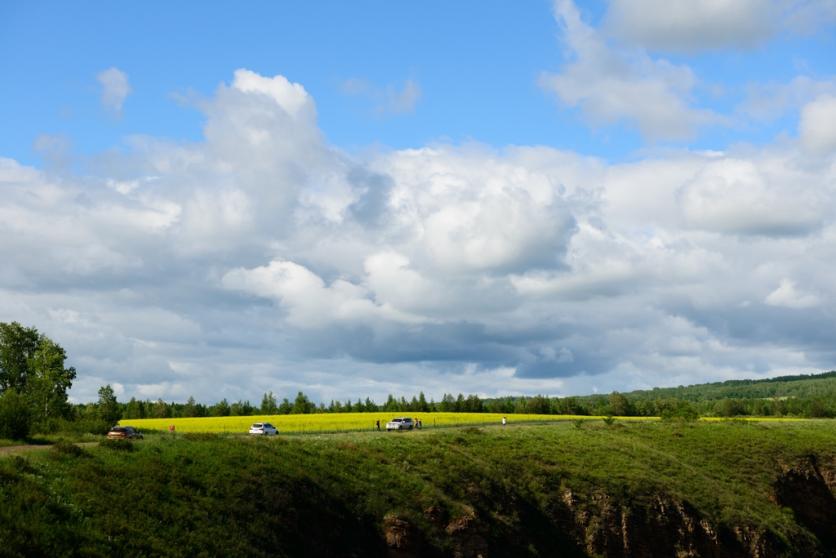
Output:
[0, 421, 834, 557]
[590, 371, 836, 402]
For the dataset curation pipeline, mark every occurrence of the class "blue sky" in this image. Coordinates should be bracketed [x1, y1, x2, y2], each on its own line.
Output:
[5, 0, 833, 164]
[2, 1, 836, 403]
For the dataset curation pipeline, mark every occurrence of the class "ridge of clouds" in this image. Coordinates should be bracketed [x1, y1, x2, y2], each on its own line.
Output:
[2, 69, 835, 404]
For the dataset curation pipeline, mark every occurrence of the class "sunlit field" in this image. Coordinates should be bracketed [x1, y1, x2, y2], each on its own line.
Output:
[121, 413, 817, 434]
[123, 412, 661, 434]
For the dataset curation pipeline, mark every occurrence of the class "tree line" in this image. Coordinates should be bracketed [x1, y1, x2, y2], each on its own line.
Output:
[105, 387, 834, 422]
[2, 321, 834, 441]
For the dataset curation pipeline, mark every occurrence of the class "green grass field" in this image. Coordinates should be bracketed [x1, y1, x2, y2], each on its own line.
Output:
[2, 420, 834, 556]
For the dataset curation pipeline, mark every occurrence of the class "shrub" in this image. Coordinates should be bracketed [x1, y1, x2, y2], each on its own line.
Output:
[0, 390, 32, 440]
[51, 441, 89, 458]
[660, 401, 700, 422]
[602, 416, 616, 426]
[100, 438, 135, 452]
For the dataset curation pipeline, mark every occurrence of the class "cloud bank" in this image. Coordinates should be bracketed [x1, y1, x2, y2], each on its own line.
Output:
[2, 65, 835, 404]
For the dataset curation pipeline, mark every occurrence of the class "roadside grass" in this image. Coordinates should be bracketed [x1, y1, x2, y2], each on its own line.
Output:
[1, 420, 833, 556]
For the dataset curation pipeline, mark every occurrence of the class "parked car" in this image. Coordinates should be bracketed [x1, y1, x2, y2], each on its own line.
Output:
[107, 426, 144, 440]
[386, 417, 415, 431]
[248, 422, 279, 436]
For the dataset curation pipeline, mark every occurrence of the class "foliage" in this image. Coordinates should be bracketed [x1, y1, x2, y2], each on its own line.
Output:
[0, 322, 76, 429]
[97, 384, 122, 426]
[100, 371, 836, 423]
[0, 389, 32, 440]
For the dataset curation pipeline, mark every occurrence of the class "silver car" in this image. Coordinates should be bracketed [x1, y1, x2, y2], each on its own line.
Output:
[248, 422, 279, 435]
[385, 417, 415, 431]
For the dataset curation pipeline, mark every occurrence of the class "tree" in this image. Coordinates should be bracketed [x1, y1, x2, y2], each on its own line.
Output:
[210, 398, 231, 417]
[608, 392, 633, 416]
[97, 384, 122, 426]
[292, 391, 314, 414]
[0, 322, 39, 392]
[0, 322, 76, 425]
[260, 391, 278, 414]
[0, 389, 32, 440]
[183, 396, 199, 417]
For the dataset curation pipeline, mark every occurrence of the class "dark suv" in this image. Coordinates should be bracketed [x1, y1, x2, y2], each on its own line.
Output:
[107, 426, 144, 440]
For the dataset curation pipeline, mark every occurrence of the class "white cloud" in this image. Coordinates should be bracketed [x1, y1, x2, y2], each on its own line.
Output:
[678, 157, 825, 235]
[765, 279, 820, 309]
[97, 67, 131, 116]
[799, 94, 836, 153]
[606, 0, 774, 51]
[341, 78, 422, 115]
[740, 76, 836, 122]
[606, 0, 836, 51]
[540, 0, 722, 140]
[3, 69, 836, 404]
[222, 260, 421, 329]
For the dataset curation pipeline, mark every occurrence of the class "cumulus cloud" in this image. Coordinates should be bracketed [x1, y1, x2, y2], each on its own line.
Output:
[739, 76, 836, 122]
[606, 0, 774, 51]
[341, 78, 422, 115]
[2, 68, 835, 404]
[765, 279, 820, 309]
[540, 0, 722, 140]
[799, 94, 836, 153]
[97, 67, 131, 116]
[606, 0, 836, 51]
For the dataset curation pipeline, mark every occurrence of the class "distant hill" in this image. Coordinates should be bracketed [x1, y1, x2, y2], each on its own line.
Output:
[594, 370, 836, 402]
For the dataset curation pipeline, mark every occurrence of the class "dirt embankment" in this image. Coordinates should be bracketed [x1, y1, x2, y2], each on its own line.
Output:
[383, 455, 836, 558]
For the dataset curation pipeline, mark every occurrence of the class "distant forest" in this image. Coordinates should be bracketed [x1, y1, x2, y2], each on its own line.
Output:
[109, 371, 836, 421]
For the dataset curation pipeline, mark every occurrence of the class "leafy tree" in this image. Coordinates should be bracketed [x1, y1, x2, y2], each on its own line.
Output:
[417, 392, 429, 412]
[608, 392, 633, 416]
[97, 384, 122, 426]
[123, 397, 145, 419]
[230, 400, 254, 416]
[260, 391, 278, 414]
[0, 322, 40, 392]
[0, 322, 76, 426]
[210, 398, 231, 417]
[292, 391, 314, 414]
[0, 389, 32, 440]
[183, 396, 199, 417]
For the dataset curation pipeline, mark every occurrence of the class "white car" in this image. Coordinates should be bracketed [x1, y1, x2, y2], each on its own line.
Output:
[386, 417, 415, 431]
[248, 422, 279, 436]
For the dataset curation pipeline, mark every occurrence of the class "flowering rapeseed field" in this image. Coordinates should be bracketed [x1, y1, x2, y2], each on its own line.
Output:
[123, 412, 658, 434]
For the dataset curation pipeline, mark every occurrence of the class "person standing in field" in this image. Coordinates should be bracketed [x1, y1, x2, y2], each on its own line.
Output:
[375, 419, 380, 431]
[501, 416, 507, 426]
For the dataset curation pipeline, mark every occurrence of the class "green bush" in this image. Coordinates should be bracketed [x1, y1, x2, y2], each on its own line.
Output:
[0, 389, 32, 440]
[100, 438, 135, 452]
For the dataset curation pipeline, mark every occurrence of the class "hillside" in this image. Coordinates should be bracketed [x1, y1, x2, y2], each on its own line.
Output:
[605, 371, 836, 402]
[1, 420, 834, 557]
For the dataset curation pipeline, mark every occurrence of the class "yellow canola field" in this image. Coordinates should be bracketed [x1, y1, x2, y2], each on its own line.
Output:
[123, 412, 659, 434]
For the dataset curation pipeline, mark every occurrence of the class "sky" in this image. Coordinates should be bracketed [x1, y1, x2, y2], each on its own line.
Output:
[2, 0, 836, 404]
